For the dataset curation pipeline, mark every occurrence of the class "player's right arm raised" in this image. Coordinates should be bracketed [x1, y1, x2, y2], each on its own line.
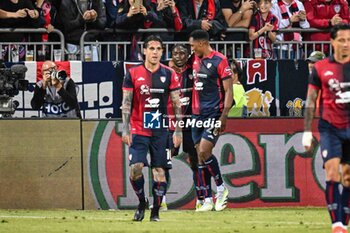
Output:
[122, 90, 133, 146]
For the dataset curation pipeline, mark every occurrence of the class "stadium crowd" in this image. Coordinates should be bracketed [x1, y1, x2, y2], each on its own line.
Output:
[0, 0, 347, 60]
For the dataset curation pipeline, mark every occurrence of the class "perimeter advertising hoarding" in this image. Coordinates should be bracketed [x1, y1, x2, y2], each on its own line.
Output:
[84, 118, 324, 210]
[0, 120, 82, 209]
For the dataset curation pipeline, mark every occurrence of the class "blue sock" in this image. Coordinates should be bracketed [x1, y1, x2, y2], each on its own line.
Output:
[342, 186, 350, 226]
[193, 169, 203, 200]
[130, 175, 145, 203]
[164, 169, 170, 195]
[204, 155, 223, 187]
[325, 181, 341, 224]
[152, 181, 167, 210]
[204, 166, 212, 198]
[198, 165, 212, 198]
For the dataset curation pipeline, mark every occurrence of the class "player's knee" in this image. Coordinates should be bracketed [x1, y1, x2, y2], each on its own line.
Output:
[130, 163, 144, 180]
[198, 150, 210, 161]
[343, 172, 350, 187]
[343, 176, 350, 187]
[326, 167, 341, 182]
[152, 167, 166, 182]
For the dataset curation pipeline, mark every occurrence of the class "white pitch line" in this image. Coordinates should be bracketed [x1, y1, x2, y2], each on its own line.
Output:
[0, 216, 127, 221]
[0, 215, 329, 225]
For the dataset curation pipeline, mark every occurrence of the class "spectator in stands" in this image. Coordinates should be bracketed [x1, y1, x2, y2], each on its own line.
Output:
[105, 0, 118, 28]
[0, 0, 40, 61]
[249, 0, 278, 59]
[0, 0, 40, 42]
[31, 60, 81, 118]
[176, 0, 226, 41]
[306, 50, 325, 117]
[115, 0, 160, 60]
[306, 50, 325, 73]
[304, 0, 349, 55]
[148, 0, 183, 41]
[220, 0, 256, 43]
[271, 0, 310, 59]
[59, 0, 106, 59]
[34, 0, 61, 60]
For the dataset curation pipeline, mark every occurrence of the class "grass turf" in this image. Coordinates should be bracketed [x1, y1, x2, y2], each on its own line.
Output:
[0, 207, 330, 233]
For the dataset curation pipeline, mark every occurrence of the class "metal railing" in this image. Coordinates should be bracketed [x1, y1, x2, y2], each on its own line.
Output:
[0, 28, 65, 62]
[0, 27, 332, 62]
[80, 27, 332, 61]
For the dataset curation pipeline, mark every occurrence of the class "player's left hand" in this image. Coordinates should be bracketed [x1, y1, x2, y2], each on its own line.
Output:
[173, 131, 182, 148]
[302, 131, 313, 152]
[218, 115, 227, 134]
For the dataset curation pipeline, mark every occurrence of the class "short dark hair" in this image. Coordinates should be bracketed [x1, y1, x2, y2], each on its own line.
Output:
[171, 44, 189, 53]
[189, 29, 210, 41]
[231, 59, 243, 83]
[330, 24, 350, 40]
[144, 35, 163, 48]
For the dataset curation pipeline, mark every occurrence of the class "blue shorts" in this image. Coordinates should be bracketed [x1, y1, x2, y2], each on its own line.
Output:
[129, 133, 168, 168]
[318, 119, 350, 164]
[191, 114, 220, 146]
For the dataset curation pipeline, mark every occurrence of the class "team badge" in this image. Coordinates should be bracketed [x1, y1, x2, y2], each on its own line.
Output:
[322, 150, 328, 158]
[160, 76, 166, 83]
[334, 4, 341, 13]
[207, 63, 212, 69]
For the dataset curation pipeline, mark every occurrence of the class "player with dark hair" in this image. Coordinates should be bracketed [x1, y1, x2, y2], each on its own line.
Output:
[189, 29, 233, 211]
[303, 24, 350, 233]
[163, 44, 207, 210]
[121, 35, 182, 222]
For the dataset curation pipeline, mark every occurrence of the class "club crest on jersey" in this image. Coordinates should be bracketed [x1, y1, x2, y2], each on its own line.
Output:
[160, 76, 166, 83]
[334, 4, 341, 13]
[207, 63, 212, 69]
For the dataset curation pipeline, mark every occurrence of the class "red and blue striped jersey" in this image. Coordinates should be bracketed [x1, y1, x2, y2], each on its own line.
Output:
[309, 56, 350, 128]
[123, 63, 180, 136]
[192, 50, 232, 116]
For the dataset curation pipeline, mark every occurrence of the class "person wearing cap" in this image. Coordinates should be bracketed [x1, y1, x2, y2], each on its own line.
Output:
[306, 50, 326, 74]
[306, 51, 325, 117]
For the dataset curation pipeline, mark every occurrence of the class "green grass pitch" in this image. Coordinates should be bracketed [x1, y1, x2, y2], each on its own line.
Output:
[0, 208, 330, 233]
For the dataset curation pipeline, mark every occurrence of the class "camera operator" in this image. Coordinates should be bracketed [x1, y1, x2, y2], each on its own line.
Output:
[31, 61, 81, 118]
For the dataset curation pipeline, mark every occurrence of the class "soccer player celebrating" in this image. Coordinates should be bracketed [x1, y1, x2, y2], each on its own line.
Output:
[189, 29, 233, 211]
[165, 44, 206, 210]
[121, 35, 182, 222]
[303, 24, 350, 233]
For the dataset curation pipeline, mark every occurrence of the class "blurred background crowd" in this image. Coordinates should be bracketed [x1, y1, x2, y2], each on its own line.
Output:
[0, 0, 347, 61]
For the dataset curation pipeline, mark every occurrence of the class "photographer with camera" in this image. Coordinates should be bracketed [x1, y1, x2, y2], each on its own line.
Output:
[31, 61, 81, 118]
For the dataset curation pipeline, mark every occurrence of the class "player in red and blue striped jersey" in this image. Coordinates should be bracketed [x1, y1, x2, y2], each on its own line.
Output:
[303, 24, 350, 233]
[189, 29, 233, 211]
[122, 35, 182, 222]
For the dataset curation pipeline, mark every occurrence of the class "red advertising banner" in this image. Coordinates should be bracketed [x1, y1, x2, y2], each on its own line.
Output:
[86, 118, 324, 210]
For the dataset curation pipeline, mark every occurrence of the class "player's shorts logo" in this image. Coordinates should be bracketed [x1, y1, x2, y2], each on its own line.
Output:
[143, 110, 162, 129]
